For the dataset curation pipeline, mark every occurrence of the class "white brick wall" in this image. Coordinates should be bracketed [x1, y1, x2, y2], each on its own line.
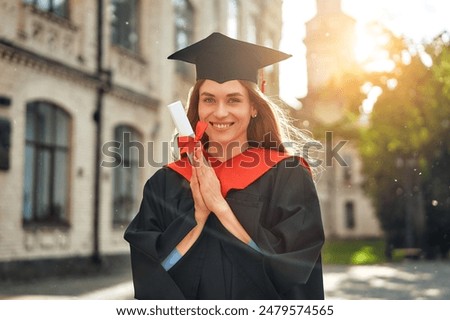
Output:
[0, 59, 99, 260]
[0, 0, 285, 264]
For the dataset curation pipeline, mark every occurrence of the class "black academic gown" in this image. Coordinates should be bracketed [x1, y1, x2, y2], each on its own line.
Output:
[124, 156, 325, 300]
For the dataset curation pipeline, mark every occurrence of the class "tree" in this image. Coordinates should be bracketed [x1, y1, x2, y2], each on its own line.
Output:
[359, 31, 450, 258]
[308, 26, 450, 258]
[420, 33, 450, 258]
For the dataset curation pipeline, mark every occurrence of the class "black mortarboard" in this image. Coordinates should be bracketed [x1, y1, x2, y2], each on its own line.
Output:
[168, 32, 291, 84]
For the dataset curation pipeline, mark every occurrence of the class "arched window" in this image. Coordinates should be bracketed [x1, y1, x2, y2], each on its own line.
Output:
[23, 101, 71, 225]
[111, 0, 140, 53]
[112, 125, 142, 226]
[173, 0, 194, 75]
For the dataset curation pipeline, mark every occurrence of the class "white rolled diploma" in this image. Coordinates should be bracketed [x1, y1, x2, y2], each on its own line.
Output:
[167, 100, 195, 137]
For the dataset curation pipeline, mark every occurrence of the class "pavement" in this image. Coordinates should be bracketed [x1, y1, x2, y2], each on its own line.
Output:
[1, 260, 450, 300]
[0, 262, 135, 300]
[323, 260, 450, 299]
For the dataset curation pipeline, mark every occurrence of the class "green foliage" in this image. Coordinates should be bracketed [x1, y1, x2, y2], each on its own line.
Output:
[359, 33, 450, 252]
[322, 239, 393, 265]
[314, 28, 450, 254]
[351, 246, 379, 265]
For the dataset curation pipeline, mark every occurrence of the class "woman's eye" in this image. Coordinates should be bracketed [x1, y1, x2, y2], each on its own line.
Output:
[203, 97, 215, 103]
[228, 98, 241, 104]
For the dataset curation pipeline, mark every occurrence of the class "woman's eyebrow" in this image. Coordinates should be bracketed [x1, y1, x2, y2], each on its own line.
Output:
[226, 92, 244, 97]
[200, 92, 244, 97]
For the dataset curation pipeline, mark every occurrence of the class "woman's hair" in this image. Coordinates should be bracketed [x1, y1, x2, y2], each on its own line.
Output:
[185, 79, 322, 177]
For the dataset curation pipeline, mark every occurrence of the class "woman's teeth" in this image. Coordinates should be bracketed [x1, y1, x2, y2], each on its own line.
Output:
[212, 123, 232, 129]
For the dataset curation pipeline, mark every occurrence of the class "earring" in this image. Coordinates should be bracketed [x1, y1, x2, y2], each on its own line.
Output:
[252, 113, 257, 118]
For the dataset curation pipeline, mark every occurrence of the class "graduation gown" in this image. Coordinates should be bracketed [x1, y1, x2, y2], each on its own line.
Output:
[124, 149, 325, 299]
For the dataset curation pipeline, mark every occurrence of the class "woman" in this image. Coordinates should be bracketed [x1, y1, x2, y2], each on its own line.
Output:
[124, 33, 325, 299]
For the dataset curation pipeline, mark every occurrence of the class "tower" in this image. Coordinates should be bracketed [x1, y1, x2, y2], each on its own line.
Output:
[298, 0, 382, 240]
[301, 0, 356, 124]
[305, 0, 356, 91]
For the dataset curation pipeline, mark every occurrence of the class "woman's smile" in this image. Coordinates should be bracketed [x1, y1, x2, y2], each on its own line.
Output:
[210, 122, 234, 129]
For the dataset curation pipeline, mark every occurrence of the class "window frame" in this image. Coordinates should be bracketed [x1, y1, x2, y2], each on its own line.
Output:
[173, 0, 195, 77]
[110, 0, 141, 54]
[23, 101, 71, 227]
[344, 201, 355, 230]
[112, 125, 142, 227]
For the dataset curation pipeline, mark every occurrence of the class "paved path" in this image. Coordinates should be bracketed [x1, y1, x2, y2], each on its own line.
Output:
[1, 260, 449, 300]
[0, 266, 134, 300]
[323, 260, 450, 299]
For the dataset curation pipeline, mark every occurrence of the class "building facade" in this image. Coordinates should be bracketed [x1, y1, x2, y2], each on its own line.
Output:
[298, 0, 382, 239]
[0, 0, 284, 279]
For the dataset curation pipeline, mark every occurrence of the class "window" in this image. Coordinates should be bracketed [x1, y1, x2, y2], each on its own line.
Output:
[23, 102, 70, 225]
[111, 0, 140, 53]
[112, 125, 141, 226]
[343, 154, 352, 183]
[0, 118, 11, 170]
[23, 0, 69, 19]
[173, 0, 194, 75]
[227, 0, 239, 38]
[345, 201, 355, 229]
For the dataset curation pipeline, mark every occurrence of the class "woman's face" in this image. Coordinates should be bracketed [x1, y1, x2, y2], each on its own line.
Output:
[198, 80, 255, 149]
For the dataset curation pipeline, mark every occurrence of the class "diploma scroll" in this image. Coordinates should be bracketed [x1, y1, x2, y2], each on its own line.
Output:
[167, 100, 198, 164]
[167, 101, 195, 137]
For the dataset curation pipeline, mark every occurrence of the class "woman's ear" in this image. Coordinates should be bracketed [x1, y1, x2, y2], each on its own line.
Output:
[251, 103, 257, 117]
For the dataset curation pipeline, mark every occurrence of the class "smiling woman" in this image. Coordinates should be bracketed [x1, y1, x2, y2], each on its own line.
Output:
[124, 32, 325, 300]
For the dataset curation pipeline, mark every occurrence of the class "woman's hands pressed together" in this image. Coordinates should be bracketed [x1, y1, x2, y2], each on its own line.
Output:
[190, 147, 251, 244]
[191, 147, 229, 217]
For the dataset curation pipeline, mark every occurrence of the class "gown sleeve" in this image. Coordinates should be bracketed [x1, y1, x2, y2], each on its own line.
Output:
[226, 158, 325, 298]
[123, 168, 197, 299]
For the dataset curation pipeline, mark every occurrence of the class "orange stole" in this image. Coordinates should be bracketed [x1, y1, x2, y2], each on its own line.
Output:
[167, 148, 310, 197]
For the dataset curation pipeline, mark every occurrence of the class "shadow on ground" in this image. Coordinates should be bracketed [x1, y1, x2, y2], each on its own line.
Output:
[323, 260, 450, 299]
[2, 259, 449, 300]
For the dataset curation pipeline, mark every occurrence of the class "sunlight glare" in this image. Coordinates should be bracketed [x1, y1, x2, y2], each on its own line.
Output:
[354, 23, 396, 71]
[386, 78, 398, 90]
[360, 86, 382, 115]
[279, 0, 316, 106]
[418, 45, 433, 68]
[354, 26, 379, 63]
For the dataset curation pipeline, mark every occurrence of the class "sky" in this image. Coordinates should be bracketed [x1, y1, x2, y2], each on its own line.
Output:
[279, 0, 450, 108]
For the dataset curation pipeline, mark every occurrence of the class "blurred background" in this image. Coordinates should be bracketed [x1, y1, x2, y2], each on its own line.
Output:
[0, 0, 448, 299]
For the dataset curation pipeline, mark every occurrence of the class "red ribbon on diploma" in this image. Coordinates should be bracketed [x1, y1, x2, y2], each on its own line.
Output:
[177, 121, 208, 155]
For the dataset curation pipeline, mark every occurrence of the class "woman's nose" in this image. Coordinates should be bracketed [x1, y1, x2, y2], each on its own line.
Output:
[213, 102, 229, 118]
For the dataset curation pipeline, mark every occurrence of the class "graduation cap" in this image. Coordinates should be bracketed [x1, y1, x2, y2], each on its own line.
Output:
[168, 32, 291, 85]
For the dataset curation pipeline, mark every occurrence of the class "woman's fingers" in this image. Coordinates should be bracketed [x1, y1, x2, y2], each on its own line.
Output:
[192, 146, 203, 168]
[190, 168, 210, 221]
[191, 171, 203, 203]
[194, 152, 216, 188]
[191, 149, 229, 214]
